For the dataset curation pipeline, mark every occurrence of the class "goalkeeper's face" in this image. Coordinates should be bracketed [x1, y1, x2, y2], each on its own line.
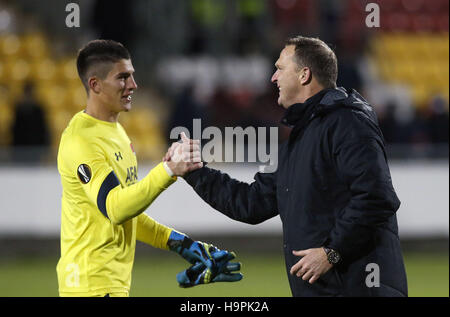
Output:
[98, 59, 137, 113]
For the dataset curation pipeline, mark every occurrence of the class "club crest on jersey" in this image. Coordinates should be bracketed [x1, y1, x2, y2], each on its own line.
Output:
[77, 164, 92, 184]
[130, 143, 136, 155]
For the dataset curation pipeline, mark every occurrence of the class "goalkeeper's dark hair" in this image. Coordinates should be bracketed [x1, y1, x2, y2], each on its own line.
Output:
[76, 39, 130, 93]
[285, 36, 338, 89]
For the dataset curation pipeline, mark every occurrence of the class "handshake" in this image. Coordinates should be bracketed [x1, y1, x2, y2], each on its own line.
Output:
[163, 132, 203, 177]
[164, 134, 243, 287]
[168, 230, 243, 288]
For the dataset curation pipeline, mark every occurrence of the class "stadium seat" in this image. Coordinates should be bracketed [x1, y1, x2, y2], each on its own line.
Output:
[48, 110, 73, 149]
[29, 58, 57, 82]
[370, 30, 449, 107]
[21, 33, 49, 61]
[0, 101, 13, 146]
[56, 57, 79, 86]
[119, 107, 166, 160]
[65, 83, 87, 112]
[0, 60, 5, 85]
[0, 34, 22, 58]
[5, 58, 31, 83]
[35, 83, 68, 111]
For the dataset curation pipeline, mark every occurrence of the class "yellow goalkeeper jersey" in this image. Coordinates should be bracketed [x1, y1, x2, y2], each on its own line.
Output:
[57, 111, 176, 296]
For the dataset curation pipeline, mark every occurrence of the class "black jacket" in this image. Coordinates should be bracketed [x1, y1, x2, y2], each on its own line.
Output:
[184, 88, 408, 297]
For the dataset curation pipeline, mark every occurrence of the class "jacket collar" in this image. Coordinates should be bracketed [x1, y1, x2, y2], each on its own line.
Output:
[281, 87, 349, 127]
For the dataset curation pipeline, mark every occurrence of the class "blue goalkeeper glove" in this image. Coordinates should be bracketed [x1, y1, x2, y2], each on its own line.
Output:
[167, 230, 216, 269]
[176, 245, 243, 287]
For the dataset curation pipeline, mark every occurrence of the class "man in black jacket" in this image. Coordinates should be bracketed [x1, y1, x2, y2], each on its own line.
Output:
[168, 36, 408, 297]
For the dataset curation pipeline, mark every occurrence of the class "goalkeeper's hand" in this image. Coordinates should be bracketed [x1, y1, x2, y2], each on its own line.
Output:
[167, 230, 216, 269]
[176, 246, 243, 288]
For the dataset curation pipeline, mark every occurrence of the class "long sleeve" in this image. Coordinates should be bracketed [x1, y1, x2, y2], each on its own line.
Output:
[105, 163, 177, 224]
[60, 134, 177, 225]
[183, 166, 278, 224]
[136, 213, 172, 250]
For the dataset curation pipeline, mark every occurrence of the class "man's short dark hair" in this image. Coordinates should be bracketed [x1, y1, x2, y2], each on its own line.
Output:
[76, 39, 130, 92]
[286, 36, 338, 89]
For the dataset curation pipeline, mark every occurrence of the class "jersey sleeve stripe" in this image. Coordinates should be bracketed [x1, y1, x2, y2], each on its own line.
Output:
[97, 171, 120, 219]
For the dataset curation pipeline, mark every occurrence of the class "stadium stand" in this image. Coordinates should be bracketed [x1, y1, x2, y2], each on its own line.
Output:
[366, 0, 449, 108]
[0, 30, 166, 161]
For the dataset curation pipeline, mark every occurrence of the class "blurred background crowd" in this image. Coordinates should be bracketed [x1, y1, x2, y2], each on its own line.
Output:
[0, 0, 448, 163]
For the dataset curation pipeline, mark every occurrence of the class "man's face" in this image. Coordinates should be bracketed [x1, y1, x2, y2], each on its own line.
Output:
[97, 59, 137, 113]
[271, 45, 302, 108]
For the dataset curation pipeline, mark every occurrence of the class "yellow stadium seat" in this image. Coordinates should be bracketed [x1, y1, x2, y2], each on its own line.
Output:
[0, 101, 13, 146]
[119, 106, 166, 161]
[57, 57, 79, 85]
[0, 34, 22, 58]
[138, 136, 165, 161]
[374, 57, 392, 80]
[21, 33, 49, 61]
[426, 34, 449, 60]
[4, 58, 31, 83]
[29, 58, 57, 82]
[35, 83, 68, 111]
[1, 80, 24, 103]
[0, 83, 10, 102]
[66, 83, 87, 112]
[411, 83, 431, 108]
[0, 60, 6, 85]
[49, 110, 72, 147]
[405, 35, 430, 58]
[371, 32, 449, 109]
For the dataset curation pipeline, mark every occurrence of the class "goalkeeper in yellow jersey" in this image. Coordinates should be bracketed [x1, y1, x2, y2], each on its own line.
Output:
[56, 40, 242, 297]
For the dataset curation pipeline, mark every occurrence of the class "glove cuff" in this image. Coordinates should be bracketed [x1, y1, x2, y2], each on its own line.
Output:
[167, 230, 194, 253]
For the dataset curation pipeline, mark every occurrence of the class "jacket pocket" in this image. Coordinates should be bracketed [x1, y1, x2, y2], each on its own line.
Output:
[319, 267, 343, 287]
[311, 267, 344, 296]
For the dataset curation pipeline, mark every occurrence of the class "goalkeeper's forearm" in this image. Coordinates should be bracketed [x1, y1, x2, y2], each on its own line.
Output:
[105, 162, 176, 224]
[136, 213, 174, 250]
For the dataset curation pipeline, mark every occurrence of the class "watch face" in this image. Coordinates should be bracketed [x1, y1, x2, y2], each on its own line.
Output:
[328, 251, 341, 264]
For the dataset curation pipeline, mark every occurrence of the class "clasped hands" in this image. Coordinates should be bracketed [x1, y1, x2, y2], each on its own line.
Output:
[164, 136, 243, 287]
[163, 132, 203, 177]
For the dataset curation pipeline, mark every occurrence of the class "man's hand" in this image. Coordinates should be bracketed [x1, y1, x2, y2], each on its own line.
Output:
[164, 132, 202, 177]
[290, 248, 332, 284]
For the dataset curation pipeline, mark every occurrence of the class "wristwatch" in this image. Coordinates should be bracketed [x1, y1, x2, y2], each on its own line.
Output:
[323, 247, 341, 265]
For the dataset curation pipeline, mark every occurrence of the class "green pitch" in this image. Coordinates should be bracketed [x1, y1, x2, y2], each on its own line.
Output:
[0, 252, 447, 297]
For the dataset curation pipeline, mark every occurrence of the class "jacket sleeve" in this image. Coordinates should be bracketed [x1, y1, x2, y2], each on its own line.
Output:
[183, 166, 278, 224]
[327, 137, 401, 262]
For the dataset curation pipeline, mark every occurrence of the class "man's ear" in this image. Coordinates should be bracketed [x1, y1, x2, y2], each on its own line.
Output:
[299, 67, 312, 85]
[88, 77, 101, 94]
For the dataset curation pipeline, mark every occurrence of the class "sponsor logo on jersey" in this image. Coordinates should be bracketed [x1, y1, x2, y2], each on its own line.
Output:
[126, 165, 138, 184]
[114, 152, 123, 161]
[77, 164, 92, 184]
